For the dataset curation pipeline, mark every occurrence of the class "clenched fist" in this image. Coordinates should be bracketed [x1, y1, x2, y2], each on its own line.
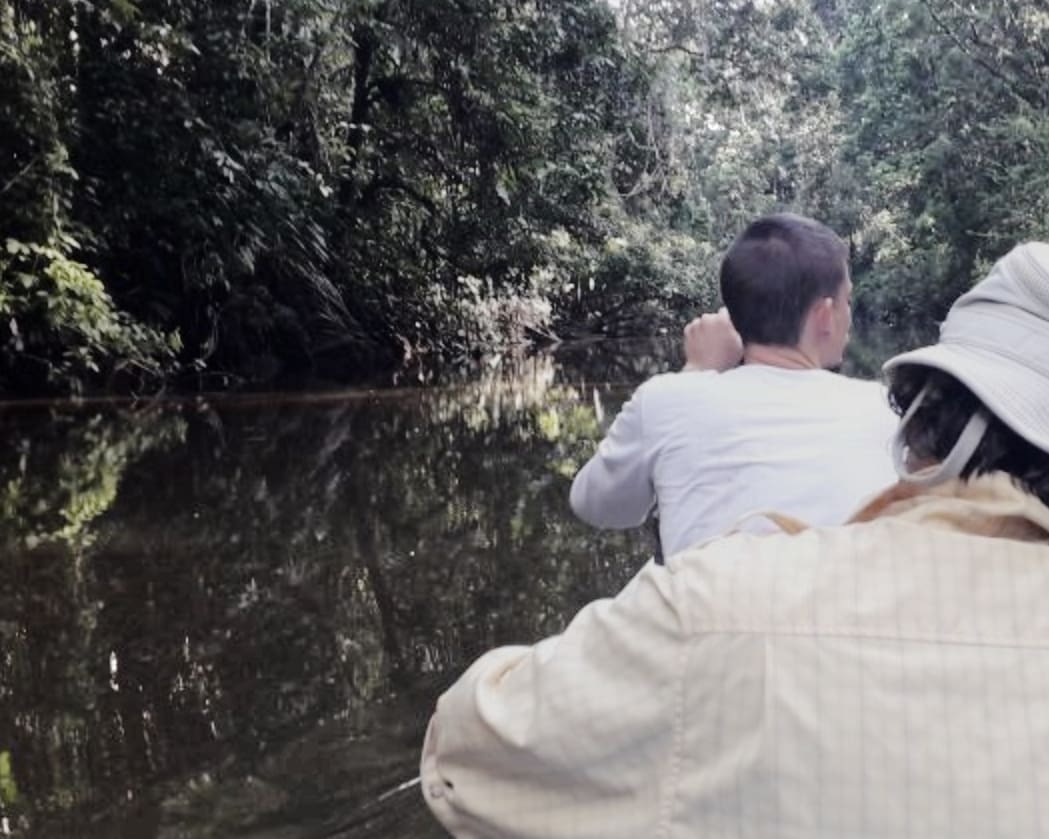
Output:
[682, 307, 743, 372]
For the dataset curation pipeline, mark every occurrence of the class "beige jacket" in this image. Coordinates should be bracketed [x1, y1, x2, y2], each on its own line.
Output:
[421, 474, 1049, 838]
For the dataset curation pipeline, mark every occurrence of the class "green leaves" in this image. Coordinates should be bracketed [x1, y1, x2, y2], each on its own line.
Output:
[836, 0, 1049, 323]
[0, 752, 18, 806]
[110, 0, 141, 26]
[4, 0, 1048, 391]
[0, 239, 179, 395]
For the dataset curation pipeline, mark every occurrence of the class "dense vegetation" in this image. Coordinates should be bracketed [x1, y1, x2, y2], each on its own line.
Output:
[2, 0, 1048, 395]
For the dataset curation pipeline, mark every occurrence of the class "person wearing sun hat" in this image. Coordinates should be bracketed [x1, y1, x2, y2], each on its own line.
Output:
[883, 240, 1049, 495]
[421, 242, 1049, 839]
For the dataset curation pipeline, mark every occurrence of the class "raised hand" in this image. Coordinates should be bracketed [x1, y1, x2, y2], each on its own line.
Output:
[682, 307, 743, 372]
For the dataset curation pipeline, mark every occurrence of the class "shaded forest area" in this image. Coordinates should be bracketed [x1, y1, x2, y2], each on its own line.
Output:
[2, 0, 1048, 395]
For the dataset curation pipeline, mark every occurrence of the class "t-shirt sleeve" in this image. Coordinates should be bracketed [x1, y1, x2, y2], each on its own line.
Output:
[569, 384, 656, 529]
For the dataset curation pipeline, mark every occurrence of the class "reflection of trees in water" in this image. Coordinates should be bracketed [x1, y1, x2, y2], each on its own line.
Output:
[0, 405, 188, 836]
[0, 406, 188, 551]
[0, 358, 653, 837]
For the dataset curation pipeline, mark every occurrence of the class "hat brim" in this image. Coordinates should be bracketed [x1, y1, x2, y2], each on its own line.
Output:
[884, 342, 1049, 454]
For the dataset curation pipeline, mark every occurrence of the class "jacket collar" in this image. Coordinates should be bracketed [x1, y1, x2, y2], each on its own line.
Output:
[849, 472, 1049, 543]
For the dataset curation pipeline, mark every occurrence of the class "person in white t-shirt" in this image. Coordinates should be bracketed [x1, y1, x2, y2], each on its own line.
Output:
[570, 213, 898, 557]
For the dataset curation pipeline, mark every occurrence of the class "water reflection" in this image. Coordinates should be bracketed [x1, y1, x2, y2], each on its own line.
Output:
[0, 330, 910, 838]
[0, 350, 660, 838]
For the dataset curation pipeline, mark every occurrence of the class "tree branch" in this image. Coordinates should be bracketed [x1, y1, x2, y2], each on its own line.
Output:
[646, 43, 706, 59]
[0, 157, 39, 197]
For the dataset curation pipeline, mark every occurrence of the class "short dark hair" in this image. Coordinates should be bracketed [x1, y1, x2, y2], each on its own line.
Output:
[888, 365, 1049, 506]
[720, 213, 849, 346]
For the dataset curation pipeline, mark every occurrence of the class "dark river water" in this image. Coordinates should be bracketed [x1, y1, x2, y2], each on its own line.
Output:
[0, 331, 911, 838]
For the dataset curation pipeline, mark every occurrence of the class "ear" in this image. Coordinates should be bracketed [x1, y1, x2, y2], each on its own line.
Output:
[811, 297, 835, 336]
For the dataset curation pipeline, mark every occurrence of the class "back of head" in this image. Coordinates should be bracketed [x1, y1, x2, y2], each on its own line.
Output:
[884, 241, 1049, 505]
[720, 213, 848, 347]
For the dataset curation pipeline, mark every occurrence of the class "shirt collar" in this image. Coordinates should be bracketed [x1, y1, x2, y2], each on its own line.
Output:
[848, 472, 1049, 543]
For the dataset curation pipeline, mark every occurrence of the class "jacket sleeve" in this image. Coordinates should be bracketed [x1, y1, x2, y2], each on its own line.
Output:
[419, 561, 688, 839]
[569, 383, 656, 529]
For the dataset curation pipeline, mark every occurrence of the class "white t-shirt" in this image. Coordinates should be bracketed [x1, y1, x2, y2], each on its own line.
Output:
[570, 365, 899, 556]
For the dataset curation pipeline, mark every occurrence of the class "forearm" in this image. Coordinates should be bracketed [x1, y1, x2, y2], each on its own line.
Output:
[569, 388, 656, 529]
[570, 456, 655, 528]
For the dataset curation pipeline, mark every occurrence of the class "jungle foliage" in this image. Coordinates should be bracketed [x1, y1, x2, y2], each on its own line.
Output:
[2, 0, 1048, 394]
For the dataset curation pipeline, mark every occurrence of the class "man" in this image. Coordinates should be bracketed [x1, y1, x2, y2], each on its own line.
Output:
[570, 213, 898, 557]
[420, 241, 1049, 838]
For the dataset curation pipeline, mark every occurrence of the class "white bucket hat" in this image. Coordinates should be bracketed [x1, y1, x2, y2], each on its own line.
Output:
[883, 241, 1049, 484]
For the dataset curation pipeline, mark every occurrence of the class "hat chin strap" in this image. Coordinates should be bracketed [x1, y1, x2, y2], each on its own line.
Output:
[892, 383, 990, 487]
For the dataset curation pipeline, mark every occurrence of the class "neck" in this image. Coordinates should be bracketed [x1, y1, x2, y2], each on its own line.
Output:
[742, 343, 823, 370]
